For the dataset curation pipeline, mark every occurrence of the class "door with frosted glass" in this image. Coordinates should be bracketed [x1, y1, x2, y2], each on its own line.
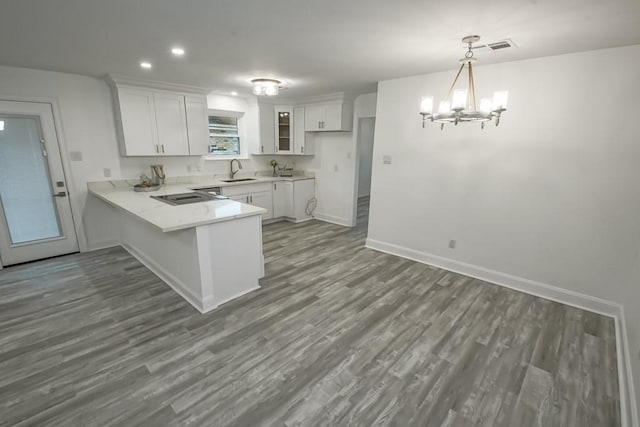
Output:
[0, 101, 79, 266]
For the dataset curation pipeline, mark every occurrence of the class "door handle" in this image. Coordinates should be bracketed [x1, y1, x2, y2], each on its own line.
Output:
[53, 191, 67, 198]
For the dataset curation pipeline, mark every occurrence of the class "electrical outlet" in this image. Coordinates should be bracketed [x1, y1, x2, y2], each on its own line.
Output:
[103, 168, 111, 178]
[449, 240, 456, 249]
[69, 151, 83, 161]
[383, 155, 392, 164]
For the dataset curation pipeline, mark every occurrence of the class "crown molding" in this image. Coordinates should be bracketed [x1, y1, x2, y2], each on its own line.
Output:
[105, 74, 210, 94]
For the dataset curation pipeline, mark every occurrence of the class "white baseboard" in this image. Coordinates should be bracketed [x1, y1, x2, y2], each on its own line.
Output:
[286, 217, 314, 224]
[215, 285, 261, 307]
[121, 243, 205, 313]
[365, 238, 638, 427]
[85, 241, 120, 252]
[314, 212, 351, 227]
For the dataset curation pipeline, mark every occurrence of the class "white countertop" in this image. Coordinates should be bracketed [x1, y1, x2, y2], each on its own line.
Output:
[87, 181, 272, 233]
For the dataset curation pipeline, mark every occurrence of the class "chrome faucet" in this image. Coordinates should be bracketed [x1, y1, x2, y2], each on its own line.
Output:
[230, 158, 242, 179]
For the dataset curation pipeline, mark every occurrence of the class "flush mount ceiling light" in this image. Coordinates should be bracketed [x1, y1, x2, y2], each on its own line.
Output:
[420, 35, 508, 130]
[251, 78, 281, 96]
[139, 61, 152, 69]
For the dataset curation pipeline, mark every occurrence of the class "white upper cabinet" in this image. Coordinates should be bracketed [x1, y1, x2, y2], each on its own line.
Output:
[111, 83, 209, 157]
[304, 105, 323, 132]
[304, 103, 352, 132]
[258, 103, 275, 155]
[153, 93, 189, 155]
[185, 96, 210, 156]
[116, 88, 159, 156]
[323, 104, 344, 130]
[274, 106, 294, 154]
[294, 107, 313, 155]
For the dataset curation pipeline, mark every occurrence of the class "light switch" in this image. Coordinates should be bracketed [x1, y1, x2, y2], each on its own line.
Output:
[383, 155, 392, 165]
[103, 168, 111, 178]
[69, 151, 83, 161]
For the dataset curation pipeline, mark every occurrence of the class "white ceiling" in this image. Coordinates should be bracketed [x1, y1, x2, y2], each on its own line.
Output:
[1, 0, 639, 98]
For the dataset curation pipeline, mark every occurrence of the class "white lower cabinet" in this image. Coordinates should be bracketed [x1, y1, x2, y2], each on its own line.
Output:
[222, 179, 314, 223]
[222, 183, 273, 220]
[273, 179, 315, 222]
[292, 179, 316, 221]
[273, 181, 294, 218]
[249, 191, 274, 220]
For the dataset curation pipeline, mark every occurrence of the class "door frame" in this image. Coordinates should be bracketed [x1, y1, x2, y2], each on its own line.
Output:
[0, 96, 85, 269]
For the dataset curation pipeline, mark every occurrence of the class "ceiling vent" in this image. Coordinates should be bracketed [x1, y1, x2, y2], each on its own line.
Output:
[471, 39, 517, 52]
[487, 39, 516, 50]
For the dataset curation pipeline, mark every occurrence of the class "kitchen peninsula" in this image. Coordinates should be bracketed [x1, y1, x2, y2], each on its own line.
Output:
[88, 180, 267, 313]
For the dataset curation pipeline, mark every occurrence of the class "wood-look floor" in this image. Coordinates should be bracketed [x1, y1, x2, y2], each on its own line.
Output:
[0, 197, 620, 426]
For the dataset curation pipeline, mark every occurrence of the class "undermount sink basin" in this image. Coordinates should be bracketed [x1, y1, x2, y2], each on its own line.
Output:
[221, 178, 257, 183]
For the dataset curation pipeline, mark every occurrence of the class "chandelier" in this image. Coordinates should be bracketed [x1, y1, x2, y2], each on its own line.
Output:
[251, 78, 281, 96]
[420, 35, 508, 129]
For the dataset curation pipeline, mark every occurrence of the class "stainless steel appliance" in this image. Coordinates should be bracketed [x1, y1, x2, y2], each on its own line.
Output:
[191, 186, 229, 199]
[150, 192, 215, 206]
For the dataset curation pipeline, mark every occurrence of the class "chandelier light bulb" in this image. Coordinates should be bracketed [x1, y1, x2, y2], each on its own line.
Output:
[492, 90, 509, 110]
[451, 89, 468, 110]
[420, 96, 434, 115]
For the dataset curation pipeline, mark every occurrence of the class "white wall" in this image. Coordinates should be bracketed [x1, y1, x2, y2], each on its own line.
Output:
[293, 92, 378, 226]
[368, 45, 640, 420]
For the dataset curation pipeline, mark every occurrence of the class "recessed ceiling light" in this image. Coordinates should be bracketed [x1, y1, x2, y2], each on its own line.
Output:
[140, 61, 152, 69]
[0, 120, 4, 131]
[230, 91, 238, 96]
[171, 47, 185, 56]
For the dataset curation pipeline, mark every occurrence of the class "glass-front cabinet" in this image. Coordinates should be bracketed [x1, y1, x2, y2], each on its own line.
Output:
[274, 106, 293, 154]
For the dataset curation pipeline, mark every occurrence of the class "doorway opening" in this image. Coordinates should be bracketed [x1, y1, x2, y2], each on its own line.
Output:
[354, 117, 375, 234]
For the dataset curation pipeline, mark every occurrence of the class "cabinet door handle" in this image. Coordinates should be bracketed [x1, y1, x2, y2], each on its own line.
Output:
[261, 145, 264, 153]
[251, 195, 253, 203]
[155, 145, 159, 153]
[301, 146, 304, 153]
[274, 183, 277, 190]
[161, 145, 165, 154]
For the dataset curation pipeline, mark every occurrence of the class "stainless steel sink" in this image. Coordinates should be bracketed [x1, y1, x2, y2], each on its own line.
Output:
[150, 192, 215, 206]
[220, 178, 257, 183]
